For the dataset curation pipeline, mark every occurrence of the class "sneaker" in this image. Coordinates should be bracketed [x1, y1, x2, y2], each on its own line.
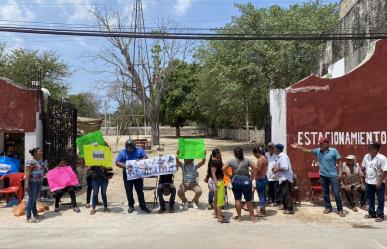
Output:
[183, 202, 189, 209]
[158, 208, 166, 214]
[338, 211, 346, 217]
[128, 207, 135, 213]
[192, 201, 199, 209]
[323, 209, 332, 214]
[26, 218, 37, 223]
[169, 207, 175, 213]
[141, 206, 151, 213]
[86, 204, 91, 209]
[73, 207, 81, 213]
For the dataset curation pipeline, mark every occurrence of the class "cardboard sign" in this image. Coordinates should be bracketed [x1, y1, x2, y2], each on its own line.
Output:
[0, 156, 20, 176]
[83, 145, 112, 168]
[126, 155, 177, 180]
[178, 138, 206, 159]
[76, 131, 106, 158]
[46, 166, 79, 192]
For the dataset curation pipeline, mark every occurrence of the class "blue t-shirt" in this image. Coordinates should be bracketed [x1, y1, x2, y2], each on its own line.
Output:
[116, 147, 147, 164]
[312, 148, 341, 177]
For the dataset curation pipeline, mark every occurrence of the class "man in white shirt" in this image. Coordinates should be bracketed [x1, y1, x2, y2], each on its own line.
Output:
[273, 144, 294, 214]
[362, 142, 387, 222]
[265, 142, 281, 206]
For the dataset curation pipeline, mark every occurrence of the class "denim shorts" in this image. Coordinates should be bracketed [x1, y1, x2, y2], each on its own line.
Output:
[232, 175, 253, 202]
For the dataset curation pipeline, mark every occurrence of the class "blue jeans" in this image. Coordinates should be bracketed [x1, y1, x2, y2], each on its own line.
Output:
[92, 178, 108, 209]
[320, 176, 343, 212]
[366, 183, 385, 218]
[256, 177, 268, 208]
[26, 181, 42, 219]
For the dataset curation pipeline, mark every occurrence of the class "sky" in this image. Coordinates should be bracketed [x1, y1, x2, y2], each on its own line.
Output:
[0, 0, 339, 111]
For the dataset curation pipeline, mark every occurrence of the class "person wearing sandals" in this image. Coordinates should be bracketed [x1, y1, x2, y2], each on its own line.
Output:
[25, 147, 48, 223]
[341, 155, 367, 212]
[53, 160, 80, 213]
[207, 149, 229, 223]
[272, 144, 294, 215]
[292, 138, 345, 217]
[253, 146, 269, 217]
[90, 166, 113, 215]
[362, 142, 387, 222]
[224, 147, 257, 222]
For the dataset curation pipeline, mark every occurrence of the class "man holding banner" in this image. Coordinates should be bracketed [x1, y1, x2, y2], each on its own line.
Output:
[116, 140, 151, 214]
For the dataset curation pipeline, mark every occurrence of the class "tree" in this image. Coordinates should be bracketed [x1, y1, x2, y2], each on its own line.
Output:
[91, 9, 192, 145]
[0, 48, 70, 99]
[67, 93, 101, 118]
[160, 61, 200, 137]
[195, 1, 339, 130]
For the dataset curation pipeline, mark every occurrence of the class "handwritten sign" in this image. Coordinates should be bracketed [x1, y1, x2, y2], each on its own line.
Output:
[84, 145, 112, 168]
[178, 138, 205, 159]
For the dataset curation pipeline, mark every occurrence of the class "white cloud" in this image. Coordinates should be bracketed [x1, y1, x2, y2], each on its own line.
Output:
[173, 0, 192, 16]
[0, 0, 35, 22]
[58, 0, 95, 22]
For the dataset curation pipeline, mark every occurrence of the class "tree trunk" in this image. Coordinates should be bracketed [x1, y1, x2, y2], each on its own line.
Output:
[245, 102, 250, 142]
[150, 121, 160, 146]
[175, 126, 181, 138]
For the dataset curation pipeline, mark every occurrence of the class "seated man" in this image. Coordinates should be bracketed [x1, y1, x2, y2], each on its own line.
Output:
[176, 151, 206, 209]
[341, 155, 366, 212]
[157, 174, 176, 214]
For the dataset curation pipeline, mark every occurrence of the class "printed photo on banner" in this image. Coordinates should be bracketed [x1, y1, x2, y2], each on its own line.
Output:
[0, 156, 20, 176]
[126, 155, 177, 180]
[83, 145, 112, 168]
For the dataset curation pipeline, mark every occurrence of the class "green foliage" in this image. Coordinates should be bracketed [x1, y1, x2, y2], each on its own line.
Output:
[160, 61, 200, 131]
[0, 47, 70, 99]
[195, 1, 339, 128]
[67, 93, 101, 118]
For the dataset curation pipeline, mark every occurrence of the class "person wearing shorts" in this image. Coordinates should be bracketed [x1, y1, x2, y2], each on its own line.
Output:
[224, 147, 256, 222]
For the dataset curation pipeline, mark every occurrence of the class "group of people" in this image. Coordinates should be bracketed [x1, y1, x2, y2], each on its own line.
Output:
[22, 137, 387, 224]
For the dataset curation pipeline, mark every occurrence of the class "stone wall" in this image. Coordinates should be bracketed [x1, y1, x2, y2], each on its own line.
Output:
[315, 0, 387, 76]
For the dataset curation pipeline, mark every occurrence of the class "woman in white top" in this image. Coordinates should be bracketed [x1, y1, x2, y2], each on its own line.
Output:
[362, 142, 387, 222]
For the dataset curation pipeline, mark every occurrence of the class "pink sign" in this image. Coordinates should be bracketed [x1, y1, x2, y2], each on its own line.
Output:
[46, 166, 79, 192]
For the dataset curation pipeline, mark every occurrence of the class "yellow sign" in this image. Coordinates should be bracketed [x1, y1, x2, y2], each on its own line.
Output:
[83, 145, 112, 168]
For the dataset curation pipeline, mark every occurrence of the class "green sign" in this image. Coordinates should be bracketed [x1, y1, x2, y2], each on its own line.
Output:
[76, 131, 106, 158]
[178, 138, 206, 159]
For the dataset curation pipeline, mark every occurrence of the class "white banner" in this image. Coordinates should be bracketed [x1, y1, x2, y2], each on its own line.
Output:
[125, 155, 177, 180]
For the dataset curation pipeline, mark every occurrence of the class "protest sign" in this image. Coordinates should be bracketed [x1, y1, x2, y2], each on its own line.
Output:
[83, 145, 112, 168]
[178, 138, 205, 159]
[126, 155, 177, 180]
[0, 156, 20, 176]
[46, 166, 79, 192]
[76, 131, 106, 158]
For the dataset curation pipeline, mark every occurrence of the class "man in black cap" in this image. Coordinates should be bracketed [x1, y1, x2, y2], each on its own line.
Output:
[116, 140, 150, 213]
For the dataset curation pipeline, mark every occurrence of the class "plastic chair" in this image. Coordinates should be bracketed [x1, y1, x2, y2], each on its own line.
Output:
[0, 173, 25, 204]
[308, 172, 322, 203]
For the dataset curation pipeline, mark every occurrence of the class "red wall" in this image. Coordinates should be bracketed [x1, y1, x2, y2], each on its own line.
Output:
[0, 78, 40, 133]
[286, 40, 387, 200]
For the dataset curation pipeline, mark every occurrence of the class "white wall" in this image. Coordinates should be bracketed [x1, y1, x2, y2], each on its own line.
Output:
[328, 57, 345, 78]
[270, 89, 287, 151]
[24, 112, 43, 161]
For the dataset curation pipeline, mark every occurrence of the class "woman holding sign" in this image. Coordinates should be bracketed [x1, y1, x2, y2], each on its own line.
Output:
[224, 147, 257, 223]
[51, 160, 80, 213]
[90, 166, 113, 215]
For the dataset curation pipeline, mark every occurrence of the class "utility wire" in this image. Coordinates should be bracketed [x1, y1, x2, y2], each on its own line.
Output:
[0, 25, 386, 40]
